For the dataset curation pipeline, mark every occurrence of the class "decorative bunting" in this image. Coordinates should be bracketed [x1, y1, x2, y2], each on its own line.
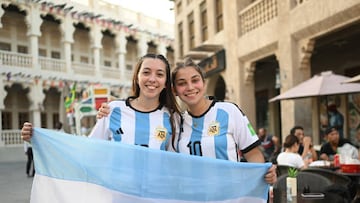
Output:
[35, 0, 173, 43]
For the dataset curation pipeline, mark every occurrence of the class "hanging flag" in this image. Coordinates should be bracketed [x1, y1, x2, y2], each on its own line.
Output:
[64, 82, 76, 113]
[30, 128, 270, 203]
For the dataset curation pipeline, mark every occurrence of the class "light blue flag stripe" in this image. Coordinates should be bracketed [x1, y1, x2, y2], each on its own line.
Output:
[32, 128, 270, 202]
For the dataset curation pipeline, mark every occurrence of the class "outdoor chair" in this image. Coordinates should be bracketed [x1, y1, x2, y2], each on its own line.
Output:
[303, 167, 355, 199]
[273, 171, 332, 203]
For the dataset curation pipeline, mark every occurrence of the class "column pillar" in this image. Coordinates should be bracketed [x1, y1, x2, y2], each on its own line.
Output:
[157, 41, 167, 56]
[137, 33, 148, 58]
[116, 29, 127, 81]
[241, 61, 256, 124]
[0, 4, 6, 28]
[27, 80, 46, 128]
[90, 26, 103, 77]
[60, 15, 75, 74]
[25, 5, 42, 71]
[0, 79, 5, 140]
[0, 78, 5, 110]
[276, 0, 313, 140]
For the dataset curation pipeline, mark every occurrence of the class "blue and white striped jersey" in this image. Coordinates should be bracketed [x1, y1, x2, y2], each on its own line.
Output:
[176, 100, 260, 161]
[89, 98, 172, 151]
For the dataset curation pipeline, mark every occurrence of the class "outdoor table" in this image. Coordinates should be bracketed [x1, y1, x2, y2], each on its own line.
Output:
[337, 171, 360, 201]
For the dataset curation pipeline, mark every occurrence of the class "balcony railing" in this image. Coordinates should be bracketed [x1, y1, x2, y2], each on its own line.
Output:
[239, 0, 278, 36]
[72, 62, 96, 75]
[0, 130, 22, 147]
[0, 51, 129, 80]
[0, 50, 32, 68]
[39, 56, 66, 73]
[100, 66, 121, 79]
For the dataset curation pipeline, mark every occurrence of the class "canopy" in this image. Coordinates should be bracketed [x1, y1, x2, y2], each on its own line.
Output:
[343, 74, 360, 83]
[269, 71, 360, 102]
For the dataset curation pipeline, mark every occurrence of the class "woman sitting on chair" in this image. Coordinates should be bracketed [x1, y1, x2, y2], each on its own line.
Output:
[277, 134, 309, 170]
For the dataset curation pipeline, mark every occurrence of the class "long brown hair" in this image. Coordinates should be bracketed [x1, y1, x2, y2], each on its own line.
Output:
[131, 53, 181, 138]
[170, 57, 205, 149]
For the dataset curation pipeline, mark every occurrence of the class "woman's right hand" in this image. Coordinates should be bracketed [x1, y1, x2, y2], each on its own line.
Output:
[96, 103, 111, 119]
[21, 122, 33, 142]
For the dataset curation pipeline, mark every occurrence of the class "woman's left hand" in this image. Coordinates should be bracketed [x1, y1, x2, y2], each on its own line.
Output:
[265, 164, 277, 184]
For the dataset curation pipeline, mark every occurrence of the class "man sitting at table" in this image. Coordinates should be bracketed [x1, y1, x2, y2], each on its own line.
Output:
[290, 126, 318, 162]
[319, 126, 359, 162]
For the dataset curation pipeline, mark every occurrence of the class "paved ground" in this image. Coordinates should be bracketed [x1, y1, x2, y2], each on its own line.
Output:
[0, 147, 33, 203]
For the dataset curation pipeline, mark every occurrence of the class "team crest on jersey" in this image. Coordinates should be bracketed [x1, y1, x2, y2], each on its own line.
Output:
[155, 127, 167, 141]
[208, 121, 220, 136]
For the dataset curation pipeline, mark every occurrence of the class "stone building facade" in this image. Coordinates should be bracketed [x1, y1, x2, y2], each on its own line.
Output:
[174, 0, 360, 144]
[0, 0, 175, 145]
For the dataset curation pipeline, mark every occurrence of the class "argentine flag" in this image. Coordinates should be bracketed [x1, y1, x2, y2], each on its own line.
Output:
[30, 128, 270, 203]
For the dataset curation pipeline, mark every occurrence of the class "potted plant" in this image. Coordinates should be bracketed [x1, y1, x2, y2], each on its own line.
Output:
[286, 167, 298, 201]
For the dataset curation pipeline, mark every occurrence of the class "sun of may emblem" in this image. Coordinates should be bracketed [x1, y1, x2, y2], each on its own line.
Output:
[208, 121, 220, 136]
[155, 127, 167, 141]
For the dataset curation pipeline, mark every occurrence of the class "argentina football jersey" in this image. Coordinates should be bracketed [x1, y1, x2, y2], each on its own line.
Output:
[89, 98, 172, 151]
[177, 100, 259, 161]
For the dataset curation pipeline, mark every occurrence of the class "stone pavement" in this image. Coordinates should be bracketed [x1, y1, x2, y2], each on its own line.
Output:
[0, 147, 33, 203]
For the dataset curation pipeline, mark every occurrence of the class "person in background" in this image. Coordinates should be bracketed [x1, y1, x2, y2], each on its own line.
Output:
[21, 53, 181, 152]
[269, 134, 281, 164]
[327, 103, 344, 138]
[24, 141, 35, 177]
[97, 57, 277, 185]
[55, 121, 64, 132]
[319, 126, 359, 161]
[257, 127, 275, 162]
[290, 126, 318, 162]
[356, 126, 360, 148]
[277, 134, 308, 170]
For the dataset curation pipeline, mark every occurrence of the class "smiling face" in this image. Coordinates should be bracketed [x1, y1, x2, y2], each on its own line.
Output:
[173, 66, 206, 107]
[136, 58, 167, 100]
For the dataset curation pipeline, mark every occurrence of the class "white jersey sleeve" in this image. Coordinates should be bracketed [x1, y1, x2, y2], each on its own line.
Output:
[228, 103, 259, 153]
[88, 101, 119, 140]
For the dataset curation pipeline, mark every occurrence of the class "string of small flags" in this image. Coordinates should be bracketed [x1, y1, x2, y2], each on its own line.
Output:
[33, 0, 172, 44]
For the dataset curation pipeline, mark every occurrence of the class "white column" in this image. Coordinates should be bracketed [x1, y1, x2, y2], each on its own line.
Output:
[0, 78, 5, 110]
[93, 48, 101, 76]
[63, 42, 72, 73]
[0, 5, 5, 28]
[60, 15, 75, 74]
[0, 79, 5, 138]
[90, 26, 103, 77]
[137, 33, 148, 58]
[116, 30, 127, 81]
[157, 41, 167, 56]
[25, 5, 42, 71]
[28, 80, 46, 128]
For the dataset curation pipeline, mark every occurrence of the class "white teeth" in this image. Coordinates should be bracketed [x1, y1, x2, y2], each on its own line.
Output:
[186, 92, 197, 96]
[147, 85, 156, 90]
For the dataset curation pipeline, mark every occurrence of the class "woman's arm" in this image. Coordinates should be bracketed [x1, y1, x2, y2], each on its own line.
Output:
[244, 147, 277, 184]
